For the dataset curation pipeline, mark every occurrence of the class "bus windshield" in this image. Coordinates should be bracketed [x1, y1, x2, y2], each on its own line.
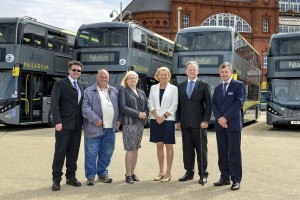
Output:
[174, 31, 231, 52]
[75, 27, 128, 48]
[0, 23, 16, 44]
[269, 36, 300, 56]
[0, 71, 18, 102]
[268, 79, 300, 106]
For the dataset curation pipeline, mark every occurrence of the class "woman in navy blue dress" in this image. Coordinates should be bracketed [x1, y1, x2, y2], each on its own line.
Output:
[148, 67, 178, 182]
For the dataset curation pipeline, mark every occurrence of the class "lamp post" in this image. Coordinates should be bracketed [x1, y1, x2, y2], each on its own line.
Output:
[110, 2, 132, 22]
[177, 7, 182, 31]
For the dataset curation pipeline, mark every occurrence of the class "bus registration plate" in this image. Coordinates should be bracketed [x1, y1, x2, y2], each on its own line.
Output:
[290, 121, 300, 124]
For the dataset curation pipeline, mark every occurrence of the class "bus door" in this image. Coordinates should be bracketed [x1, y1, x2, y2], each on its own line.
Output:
[137, 74, 148, 96]
[20, 72, 44, 123]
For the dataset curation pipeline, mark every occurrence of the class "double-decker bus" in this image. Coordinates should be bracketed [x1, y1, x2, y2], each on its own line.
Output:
[73, 21, 174, 95]
[172, 26, 261, 123]
[267, 32, 300, 127]
[0, 17, 75, 126]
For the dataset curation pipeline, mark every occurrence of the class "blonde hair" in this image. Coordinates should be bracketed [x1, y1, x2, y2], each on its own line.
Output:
[154, 66, 171, 82]
[121, 71, 139, 88]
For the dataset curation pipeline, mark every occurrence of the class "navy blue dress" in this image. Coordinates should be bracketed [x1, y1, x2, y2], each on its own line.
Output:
[150, 89, 175, 144]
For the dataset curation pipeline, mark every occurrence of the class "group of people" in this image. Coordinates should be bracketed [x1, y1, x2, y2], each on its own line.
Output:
[50, 60, 246, 192]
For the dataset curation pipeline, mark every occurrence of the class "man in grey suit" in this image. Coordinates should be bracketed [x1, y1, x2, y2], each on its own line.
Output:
[82, 69, 121, 186]
[50, 60, 85, 191]
[176, 60, 212, 185]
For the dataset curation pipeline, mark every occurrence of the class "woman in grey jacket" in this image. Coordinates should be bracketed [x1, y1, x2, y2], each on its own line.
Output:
[119, 71, 149, 184]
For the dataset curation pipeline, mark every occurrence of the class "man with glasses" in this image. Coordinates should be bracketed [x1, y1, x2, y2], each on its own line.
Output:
[50, 60, 85, 191]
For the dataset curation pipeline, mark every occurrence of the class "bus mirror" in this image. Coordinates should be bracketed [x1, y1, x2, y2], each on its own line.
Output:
[12, 66, 20, 77]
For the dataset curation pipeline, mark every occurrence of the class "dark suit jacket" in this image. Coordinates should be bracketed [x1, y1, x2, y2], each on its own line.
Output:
[50, 77, 84, 130]
[176, 79, 212, 128]
[212, 79, 246, 132]
[119, 86, 149, 125]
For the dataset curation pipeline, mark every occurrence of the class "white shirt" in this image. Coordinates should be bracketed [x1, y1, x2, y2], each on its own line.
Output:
[97, 86, 114, 128]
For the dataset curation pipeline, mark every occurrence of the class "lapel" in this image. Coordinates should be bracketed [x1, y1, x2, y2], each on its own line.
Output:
[64, 77, 77, 92]
[182, 81, 189, 99]
[126, 87, 140, 99]
[190, 80, 199, 98]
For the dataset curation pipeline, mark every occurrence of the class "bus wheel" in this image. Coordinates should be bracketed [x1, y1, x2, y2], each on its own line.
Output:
[48, 112, 54, 128]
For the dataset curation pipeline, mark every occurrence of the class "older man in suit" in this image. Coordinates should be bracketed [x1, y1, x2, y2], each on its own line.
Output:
[50, 60, 85, 191]
[176, 60, 212, 185]
[212, 62, 246, 191]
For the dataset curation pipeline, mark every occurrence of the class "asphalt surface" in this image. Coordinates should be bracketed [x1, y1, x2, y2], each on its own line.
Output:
[0, 113, 299, 200]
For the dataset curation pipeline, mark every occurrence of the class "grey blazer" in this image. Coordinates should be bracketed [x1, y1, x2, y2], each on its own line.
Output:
[119, 87, 149, 125]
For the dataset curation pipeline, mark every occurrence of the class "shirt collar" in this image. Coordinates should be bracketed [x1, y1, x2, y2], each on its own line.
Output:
[68, 75, 77, 83]
[223, 77, 232, 84]
[188, 78, 197, 83]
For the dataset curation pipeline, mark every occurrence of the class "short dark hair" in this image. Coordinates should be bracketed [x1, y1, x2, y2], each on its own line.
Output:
[68, 60, 83, 69]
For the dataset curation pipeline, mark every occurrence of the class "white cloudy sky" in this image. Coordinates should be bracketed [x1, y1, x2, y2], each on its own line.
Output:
[0, 0, 132, 32]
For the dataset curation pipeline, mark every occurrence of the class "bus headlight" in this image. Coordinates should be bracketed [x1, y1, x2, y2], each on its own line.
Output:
[267, 105, 283, 117]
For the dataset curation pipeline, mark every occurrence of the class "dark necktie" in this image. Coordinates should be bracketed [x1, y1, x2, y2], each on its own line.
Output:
[187, 81, 195, 98]
[223, 82, 228, 97]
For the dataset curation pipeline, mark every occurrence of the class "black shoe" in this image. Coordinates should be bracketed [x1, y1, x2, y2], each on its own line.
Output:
[125, 175, 134, 184]
[231, 182, 240, 190]
[52, 179, 60, 191]
[178, 174, 194, 181]
[132, 174, 140, 182]
[66, 177, 81, 187]
[213, 178, 231, 186]
[199, 177, 207, 185]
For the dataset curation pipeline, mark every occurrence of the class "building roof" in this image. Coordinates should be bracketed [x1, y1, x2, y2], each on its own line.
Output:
[124, 0, 171, 13]
[279, 16, 300, 26]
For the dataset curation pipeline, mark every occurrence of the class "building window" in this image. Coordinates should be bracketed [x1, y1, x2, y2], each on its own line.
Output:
[201, 13, 252, 33]
[279, 0, 300, 13]
[263, 53, 268, 68]
[183, 14, 189, 28]
[279, 25, 300, 32]
[263, 19, 269, 32]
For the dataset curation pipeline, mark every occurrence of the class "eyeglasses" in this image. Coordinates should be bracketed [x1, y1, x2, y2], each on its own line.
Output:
[127, 78, 138, 80]
[71, 69, 81, 73]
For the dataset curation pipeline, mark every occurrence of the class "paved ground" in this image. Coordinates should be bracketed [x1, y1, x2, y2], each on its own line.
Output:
[0, 113, 299, 200]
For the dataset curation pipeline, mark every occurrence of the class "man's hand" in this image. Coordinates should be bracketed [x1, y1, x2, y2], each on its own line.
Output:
[95, 120, 103, 127]
[55, 124, 62, 132]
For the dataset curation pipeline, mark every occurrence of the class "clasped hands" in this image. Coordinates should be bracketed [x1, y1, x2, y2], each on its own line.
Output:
[218, 117, 228, 128]
[139, 112, 147, 120]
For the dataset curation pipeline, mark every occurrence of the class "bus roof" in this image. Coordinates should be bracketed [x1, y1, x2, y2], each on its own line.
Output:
[271, 32, 300, 39]
[78, 21, 174, 44]
[178, 26, 235, 34]
[0, 17, 76, 36]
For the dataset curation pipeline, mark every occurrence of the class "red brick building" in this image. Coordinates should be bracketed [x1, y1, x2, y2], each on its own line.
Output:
[123, 0, 280, 84]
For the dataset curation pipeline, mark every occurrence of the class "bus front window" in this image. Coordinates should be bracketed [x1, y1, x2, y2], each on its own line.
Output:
[0, 23, 16, 44]
[269, 79, 300, 105]
[0, 71, 18, 102]
[175, 31, 231, 52]
[75, 27, 128, 48]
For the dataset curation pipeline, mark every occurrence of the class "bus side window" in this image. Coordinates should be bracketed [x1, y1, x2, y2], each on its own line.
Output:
[22, 33, 32, 45]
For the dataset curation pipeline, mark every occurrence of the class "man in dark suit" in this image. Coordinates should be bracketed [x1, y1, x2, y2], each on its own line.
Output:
[50, 60, 85, 191]
[212, 62, 246, 191]
[176, 60, 212, 185]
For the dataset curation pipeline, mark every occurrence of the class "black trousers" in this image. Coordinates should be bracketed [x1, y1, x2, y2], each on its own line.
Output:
[52, 129, 82, 180]
[181, 127, 208, 178]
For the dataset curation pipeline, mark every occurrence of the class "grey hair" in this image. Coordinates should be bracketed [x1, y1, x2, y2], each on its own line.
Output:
[219, 62, 233, 72]
[185, 60, 199, 70]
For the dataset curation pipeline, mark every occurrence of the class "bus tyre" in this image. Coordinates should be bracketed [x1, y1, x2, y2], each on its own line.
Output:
[48, 112, 54, 128]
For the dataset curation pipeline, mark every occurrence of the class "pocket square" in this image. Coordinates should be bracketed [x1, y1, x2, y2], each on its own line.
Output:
[228, 92, 233, 95]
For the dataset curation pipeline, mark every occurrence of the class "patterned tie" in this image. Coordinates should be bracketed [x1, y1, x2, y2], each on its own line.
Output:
[187, 81, 195, 98]
[223, 82, 228, 97]
[73, 81, 78, 91]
